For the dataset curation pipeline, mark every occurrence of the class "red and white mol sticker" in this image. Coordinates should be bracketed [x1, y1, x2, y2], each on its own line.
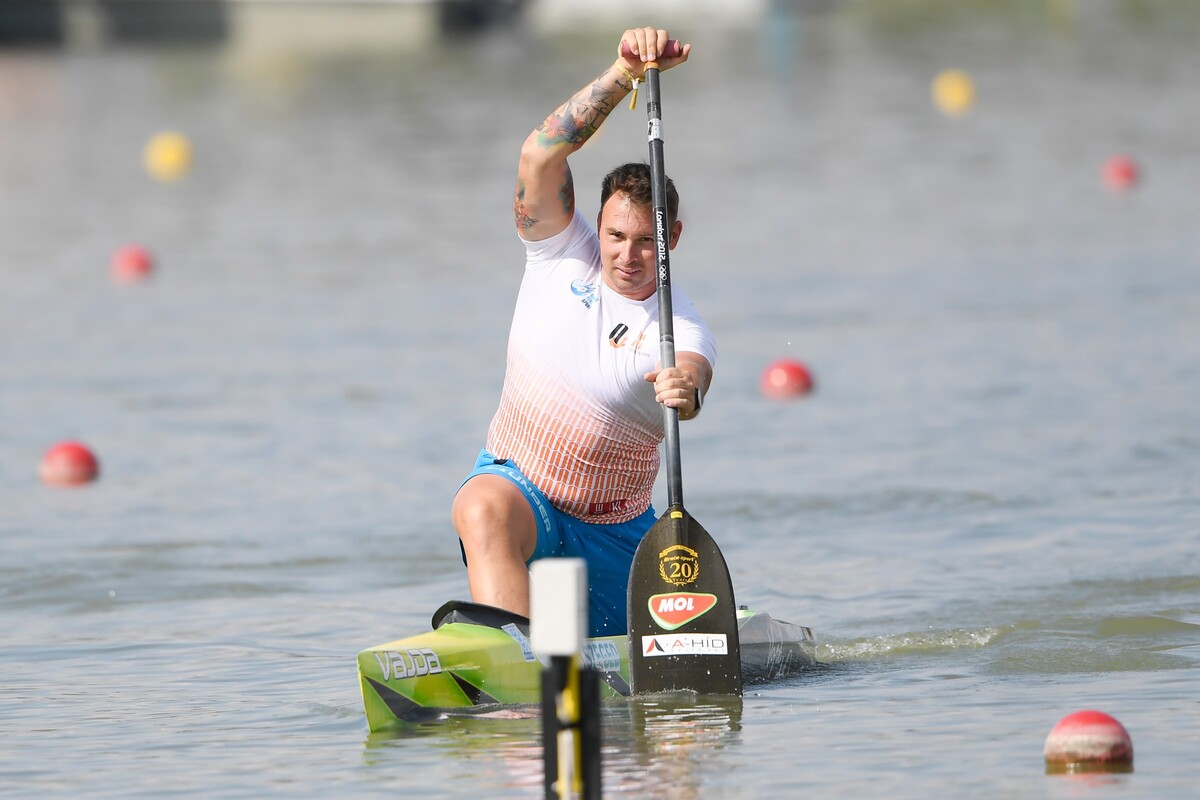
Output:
[647, 592, 718, 630]
[641, 633, 728, 657]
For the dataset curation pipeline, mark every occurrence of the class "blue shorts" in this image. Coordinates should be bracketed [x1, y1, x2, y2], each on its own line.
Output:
[458, 449, 655, 637]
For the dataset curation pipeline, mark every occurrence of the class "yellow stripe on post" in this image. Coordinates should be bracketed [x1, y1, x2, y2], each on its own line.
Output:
[557, 655, 583, 798]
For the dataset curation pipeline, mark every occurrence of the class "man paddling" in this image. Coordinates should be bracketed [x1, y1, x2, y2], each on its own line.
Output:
[453, 27, 712, 637]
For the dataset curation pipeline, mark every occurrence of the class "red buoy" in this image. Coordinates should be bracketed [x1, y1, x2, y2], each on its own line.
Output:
[111, 244, 155, 283]
[40, 441, 100, 486]
[1102, 155, 1139, 191]
[760, 358, 814, 399]
[1044, 710, 1133, 774]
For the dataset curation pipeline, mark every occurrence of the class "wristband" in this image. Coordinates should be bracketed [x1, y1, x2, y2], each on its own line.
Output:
[615, 63, 640, 84]
[615, 63, 641, 110]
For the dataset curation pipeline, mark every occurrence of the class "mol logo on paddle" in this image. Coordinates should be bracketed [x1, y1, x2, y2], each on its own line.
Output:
[648, 592, 718, 630]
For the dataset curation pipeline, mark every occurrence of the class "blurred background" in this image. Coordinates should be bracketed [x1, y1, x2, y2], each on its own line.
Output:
[4, 0, 1195, 528]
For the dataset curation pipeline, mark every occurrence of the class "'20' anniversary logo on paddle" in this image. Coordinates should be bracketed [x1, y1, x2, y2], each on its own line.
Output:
[658, 543, 699, 586]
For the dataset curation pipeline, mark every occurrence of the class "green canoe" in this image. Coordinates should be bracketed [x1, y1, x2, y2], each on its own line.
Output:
[359, 601, 817, 732]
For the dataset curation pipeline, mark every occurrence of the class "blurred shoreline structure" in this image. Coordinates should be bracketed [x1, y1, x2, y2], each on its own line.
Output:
[0, 0, 523, 49]
[4, 1, 1200, 54]
[0, 0, 771, 51]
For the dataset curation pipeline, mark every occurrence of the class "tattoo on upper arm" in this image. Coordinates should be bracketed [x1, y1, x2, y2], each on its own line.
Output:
[514, 179, 540, 232]
[514, 204, 539, 233]
[558, 171, 574, 217]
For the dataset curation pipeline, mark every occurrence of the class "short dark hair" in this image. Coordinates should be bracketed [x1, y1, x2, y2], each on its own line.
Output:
[599, 163, 679, 227]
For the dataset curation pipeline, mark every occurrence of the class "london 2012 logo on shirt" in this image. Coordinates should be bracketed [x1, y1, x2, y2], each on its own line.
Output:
[570, 278, 598, 309]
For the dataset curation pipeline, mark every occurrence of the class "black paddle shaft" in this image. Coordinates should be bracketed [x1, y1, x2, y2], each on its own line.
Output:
[645, 66, 684, 510]
[627, 59, 744, 697]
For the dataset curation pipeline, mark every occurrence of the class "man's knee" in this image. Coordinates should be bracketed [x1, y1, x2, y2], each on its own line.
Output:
[453, 476, 537, 557]
[453, 476, 520, 530]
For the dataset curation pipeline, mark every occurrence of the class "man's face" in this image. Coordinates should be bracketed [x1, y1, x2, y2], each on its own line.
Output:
[597, 192, 681, 301]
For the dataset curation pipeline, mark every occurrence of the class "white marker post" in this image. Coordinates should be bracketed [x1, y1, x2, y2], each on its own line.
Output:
[530, 559, 600, 800]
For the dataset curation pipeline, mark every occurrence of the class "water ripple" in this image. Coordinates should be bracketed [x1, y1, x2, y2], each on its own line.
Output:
[820, 626, 1008, 662]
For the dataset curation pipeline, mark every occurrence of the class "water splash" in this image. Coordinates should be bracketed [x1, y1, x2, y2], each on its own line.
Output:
[819, 626, 1006, 662]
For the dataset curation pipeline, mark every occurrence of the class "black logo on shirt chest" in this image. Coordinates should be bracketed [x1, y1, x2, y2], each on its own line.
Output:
[609, 323, 648, 352]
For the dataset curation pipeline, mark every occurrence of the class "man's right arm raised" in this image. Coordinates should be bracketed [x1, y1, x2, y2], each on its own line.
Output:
[513, 64, 635, 242]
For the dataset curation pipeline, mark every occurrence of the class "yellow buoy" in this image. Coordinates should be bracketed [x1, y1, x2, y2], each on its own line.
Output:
[143, 131, 193, 181]
[931, 69, 975, 118]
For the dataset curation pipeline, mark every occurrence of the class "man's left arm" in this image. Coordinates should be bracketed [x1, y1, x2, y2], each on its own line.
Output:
[646, 352, 712, 421]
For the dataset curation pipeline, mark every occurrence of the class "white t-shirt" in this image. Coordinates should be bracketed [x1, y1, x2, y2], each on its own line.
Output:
[486, 211, 716, 524]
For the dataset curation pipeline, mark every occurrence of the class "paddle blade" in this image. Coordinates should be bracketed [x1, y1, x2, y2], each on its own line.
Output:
[627, 507, 743, 695]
